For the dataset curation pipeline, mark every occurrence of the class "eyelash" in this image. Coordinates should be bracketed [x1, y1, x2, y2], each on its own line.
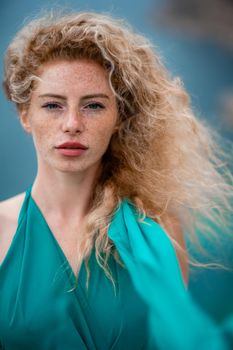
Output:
[42, 102, 61, 110]
[42, 102, 105, 111]
[84, 102, 105, 110]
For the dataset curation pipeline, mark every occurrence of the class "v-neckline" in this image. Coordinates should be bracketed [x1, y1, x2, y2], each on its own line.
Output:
[29, 190, 84, 284]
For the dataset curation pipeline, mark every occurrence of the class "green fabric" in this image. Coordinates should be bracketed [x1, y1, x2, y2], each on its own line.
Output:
[108, 200, 233, 350]
[0, 186, 232, 349]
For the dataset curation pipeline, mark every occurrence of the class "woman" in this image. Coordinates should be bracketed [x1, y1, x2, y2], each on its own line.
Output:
[0, 11, 232, 350]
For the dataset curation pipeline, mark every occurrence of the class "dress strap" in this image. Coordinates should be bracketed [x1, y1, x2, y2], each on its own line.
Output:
[17, 184, 33, 225]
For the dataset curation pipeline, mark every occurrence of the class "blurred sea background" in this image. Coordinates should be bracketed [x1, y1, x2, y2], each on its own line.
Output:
[0, 0, 233, 323]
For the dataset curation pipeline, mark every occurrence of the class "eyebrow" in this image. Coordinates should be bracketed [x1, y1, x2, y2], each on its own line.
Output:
[38, 93, 110, 100]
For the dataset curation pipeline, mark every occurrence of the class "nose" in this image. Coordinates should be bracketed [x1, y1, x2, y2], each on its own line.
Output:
[62, 109, 85, 134]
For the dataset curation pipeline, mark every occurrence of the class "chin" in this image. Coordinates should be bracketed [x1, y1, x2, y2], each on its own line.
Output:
[55, 164, 87, 173]
[54, 159, 99, 174]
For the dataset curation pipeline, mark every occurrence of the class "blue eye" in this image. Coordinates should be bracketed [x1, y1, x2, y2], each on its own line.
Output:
[42, 103, 61, 110]
[85, 103, 104, 110]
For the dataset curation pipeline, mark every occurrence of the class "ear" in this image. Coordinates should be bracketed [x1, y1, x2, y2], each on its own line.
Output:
[19, 108, 32, 134]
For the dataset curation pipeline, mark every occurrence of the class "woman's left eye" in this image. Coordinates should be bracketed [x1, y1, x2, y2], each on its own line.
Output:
[85, 102, 105, 110]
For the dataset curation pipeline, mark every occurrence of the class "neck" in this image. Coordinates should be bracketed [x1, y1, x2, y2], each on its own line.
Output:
[31, 164, 100, 223]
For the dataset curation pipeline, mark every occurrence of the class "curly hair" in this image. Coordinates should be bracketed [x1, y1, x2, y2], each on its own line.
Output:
[3, 11, 233, 289]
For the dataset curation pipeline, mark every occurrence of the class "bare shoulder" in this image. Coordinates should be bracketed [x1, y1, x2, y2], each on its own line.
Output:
[0, 192, 26, 223]
[0, 192, 26, 265]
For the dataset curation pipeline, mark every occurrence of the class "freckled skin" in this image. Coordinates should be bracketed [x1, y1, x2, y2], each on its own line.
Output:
[20, 59, 118, 175]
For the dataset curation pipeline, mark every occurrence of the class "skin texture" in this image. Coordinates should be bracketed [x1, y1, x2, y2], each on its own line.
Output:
[20, 59, 118, 175]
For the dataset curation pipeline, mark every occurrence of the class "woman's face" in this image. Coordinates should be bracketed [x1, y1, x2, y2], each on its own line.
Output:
[20, 59, 118, 174]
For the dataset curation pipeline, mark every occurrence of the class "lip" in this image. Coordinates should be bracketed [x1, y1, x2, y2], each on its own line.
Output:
[55, 141, 88, 150]
[55, 141, 88, 157]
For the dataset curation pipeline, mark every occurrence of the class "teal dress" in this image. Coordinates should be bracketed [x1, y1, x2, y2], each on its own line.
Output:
[0, 186, 232, 349]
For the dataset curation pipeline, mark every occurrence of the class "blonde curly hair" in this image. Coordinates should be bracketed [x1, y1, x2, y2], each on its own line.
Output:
[3, 11, 233, 289]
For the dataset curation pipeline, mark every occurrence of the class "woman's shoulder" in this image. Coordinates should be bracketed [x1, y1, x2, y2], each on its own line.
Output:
[0, 192, 26, 265]
[111, 200, 189, 286]
[160, 214, 189, 286]
[0, 192, 26, 223]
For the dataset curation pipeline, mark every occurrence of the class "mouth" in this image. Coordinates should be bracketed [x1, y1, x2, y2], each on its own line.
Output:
[55, 142, 88, 157]
[55, 142, 88, 150]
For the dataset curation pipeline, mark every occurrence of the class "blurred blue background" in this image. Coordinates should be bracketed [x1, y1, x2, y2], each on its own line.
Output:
[1, 0, 233, 323]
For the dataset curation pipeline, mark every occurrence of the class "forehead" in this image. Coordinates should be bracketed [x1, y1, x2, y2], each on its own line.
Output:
[34, 59, 111, 94]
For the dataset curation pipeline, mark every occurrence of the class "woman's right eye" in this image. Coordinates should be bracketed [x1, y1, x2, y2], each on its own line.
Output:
[42, 102, 62, 110]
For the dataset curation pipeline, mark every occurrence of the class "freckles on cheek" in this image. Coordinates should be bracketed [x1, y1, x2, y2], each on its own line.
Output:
[94, 126, 114, 145]
[32, 123, 52, 146]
